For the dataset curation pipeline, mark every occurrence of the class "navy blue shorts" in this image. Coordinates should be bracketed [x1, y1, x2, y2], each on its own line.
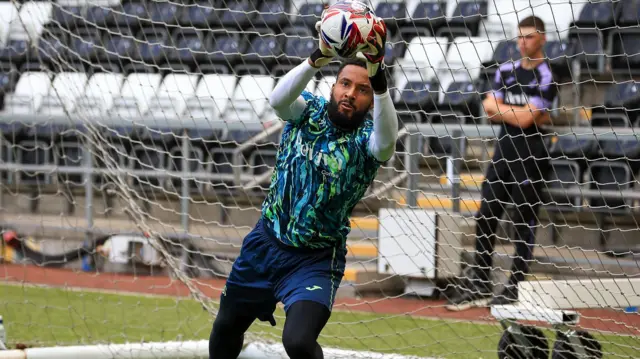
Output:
[223, 218, 346, 317]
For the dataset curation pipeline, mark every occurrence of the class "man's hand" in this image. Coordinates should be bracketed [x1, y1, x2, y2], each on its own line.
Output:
[308, 20, 335, 68]
[362, 16, 387, 77]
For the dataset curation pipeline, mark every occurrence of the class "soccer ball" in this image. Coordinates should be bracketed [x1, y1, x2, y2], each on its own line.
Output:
[319, 0, 375, 58]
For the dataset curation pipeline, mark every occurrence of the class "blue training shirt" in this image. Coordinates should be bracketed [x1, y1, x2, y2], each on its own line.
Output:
[261, 90, 382, 250]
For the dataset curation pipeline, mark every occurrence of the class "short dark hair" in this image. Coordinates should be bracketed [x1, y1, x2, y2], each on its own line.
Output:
[518, 15, 546, 32]
[336, 57, 367, 79]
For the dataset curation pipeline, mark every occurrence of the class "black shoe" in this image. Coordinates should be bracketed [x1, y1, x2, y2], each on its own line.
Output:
[490, 285, 518, 306]
[445, 279, 493, 311]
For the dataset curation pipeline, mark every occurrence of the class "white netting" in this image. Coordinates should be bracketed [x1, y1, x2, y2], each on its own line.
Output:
[0, 0, 639, 358]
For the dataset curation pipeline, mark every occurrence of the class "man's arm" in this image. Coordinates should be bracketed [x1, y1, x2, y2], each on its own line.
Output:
[487, 101, 550, 129]
[368, 88, 398, 162]
[268, 61, 320, 124]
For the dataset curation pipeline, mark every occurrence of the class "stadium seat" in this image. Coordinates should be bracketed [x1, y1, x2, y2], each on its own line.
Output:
[3, 71, 52, 115]
[282, 26, 315, 64]
[39, 72, 89, 116]
[184, 73, 237, 124]
[492, 40, 520, 65]
[148, 73, 200, 121]
[68, 27, 103, 62]
[84, 0, 121, 26]
[75, 72, 126, 116]
[574, 0, 617, 29]
[217, 0, 259, 28]
[111, 1, 150, 30]
[480, 0, 528, 42]
[250, 148, 278, 178]
[438, 36, 494, 85]
[370, 0, 409, 31]
[52, 0, 87, 29]
[208, 31, 244, 68]
[209, 147, 237, 188]
[35, 28, 69, 66]
[546, 159, 583, 210]
[0, 62, 19, 110]
[587, 161, 633, 211]
[291, 0, 325, 29]
[169, 29, 208, 66]
[242, 28, 286, 68]
[16, 138, 53, 186]
[548, 135, 599, 161]
[136, 27, 172, 64]
[610, 29, 640, 74]
[569, 29, 605, 74]
[223, 75, 276, 128]
[145, 0, 181, 26]
[179, 0, 220, 29]
[544, 40, 574, 79]
[446, 0, 487, 37]
[439, 81, 482, 121]
[527, 1, 585, 41]
[253, 0, 291, 29]
[166, 144, 206, 192]
[411, 0, 447, 35]
[109, 72, 163, 118]
[0, 2, 19, 47]
[396, 36, 449, 85]
[591, 81, 640, 128]
[393, 80, 439, 122]
[12, 1, 53, 42]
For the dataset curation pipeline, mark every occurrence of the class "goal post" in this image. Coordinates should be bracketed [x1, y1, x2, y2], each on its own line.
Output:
[1, 0, 640, 358]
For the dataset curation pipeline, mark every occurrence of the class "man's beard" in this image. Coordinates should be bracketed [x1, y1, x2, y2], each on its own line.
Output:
[327, 97, 369, 132]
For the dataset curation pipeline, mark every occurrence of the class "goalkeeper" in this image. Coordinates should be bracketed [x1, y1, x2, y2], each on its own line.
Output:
[208, 16, 397, 359]
[446, 15, 558, 311]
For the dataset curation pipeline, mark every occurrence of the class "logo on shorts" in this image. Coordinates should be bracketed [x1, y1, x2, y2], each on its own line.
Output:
[306, 285, 323, 291]
[222, 285, 227, 296]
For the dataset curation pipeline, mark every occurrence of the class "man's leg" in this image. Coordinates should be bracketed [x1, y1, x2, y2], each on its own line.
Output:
[282, 300, 331, 359]
[209, 290, 258, 359]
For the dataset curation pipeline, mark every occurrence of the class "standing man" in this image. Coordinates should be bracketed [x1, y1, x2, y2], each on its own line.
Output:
[208, 14, 398, 359]
[446, 15, 558, 311]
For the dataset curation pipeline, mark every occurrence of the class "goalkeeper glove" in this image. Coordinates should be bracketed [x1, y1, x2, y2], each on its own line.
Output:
[309, 20, 335, 68]
[362, 16, 388, 93]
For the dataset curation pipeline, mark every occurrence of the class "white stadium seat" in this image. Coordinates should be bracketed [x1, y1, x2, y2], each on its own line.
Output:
[3, 72, 52, 115]
[0, 2, 19, 47]
[395, 36, 449, 85]
[224, 75, 276, 127]
[184, 74, 237, 125]
[109, 73, 163, 119]
[39, 72, 89, 116]
[75, 73, 126, 116]
[148, 74, 200, 121]
[11, 1, 53, 41]
[437, 36, 495, 85]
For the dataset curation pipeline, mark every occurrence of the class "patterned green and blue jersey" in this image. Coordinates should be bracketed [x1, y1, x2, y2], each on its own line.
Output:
[262, 90, 382, 250]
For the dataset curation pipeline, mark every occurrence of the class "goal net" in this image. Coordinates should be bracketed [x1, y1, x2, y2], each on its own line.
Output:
[0, 0, 639, 358]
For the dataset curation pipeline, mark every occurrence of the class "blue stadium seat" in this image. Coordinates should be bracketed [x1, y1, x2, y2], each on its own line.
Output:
[547, 159, 583, 210]
[242, 29, 285, 67]
[0, 38, 28, 65]
[145, 0, 181, 26]
[217, 0, 259, 28]
[545, 40, 574, 79]
[587, 161, 632, 211]
[295, 1, 325, 29]
[84, 3, 116, 26]
[492, 40, 519, 65]
[446, 0, 487, 37]
[395, 80, 440, 114]
[569, 29, 605, 74]
[282, 26, 315, 64]
[548, 135, 599, 161]
[35, 29, 69, 65]
[439, 81, 482, 121]
[374, 0, 408, 30]
[208, 31, 244, 67]
[610, 29, 640, 74]
[0, 63, 19, 111]
[100, 28, 136, 63]
[180, 0, 221, 29]
[253, 0, 290, 29]
[169, 29, 209, 66]
[411, 0, 447, 34]
[136, 28, 171, 64]
[68, 28, 103, 62]
[111, 1, 149, 30]
[52, 3, 85, 29]
[574, 0, 618, 28]
[616, 0, 640, 26]
[591, 81, 640, 128]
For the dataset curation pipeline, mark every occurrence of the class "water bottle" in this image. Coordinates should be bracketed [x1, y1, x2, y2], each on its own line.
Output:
[0, 315, 6, 350]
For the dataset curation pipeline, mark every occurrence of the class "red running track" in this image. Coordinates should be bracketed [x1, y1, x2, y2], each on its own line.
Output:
[2, 263, 639, 336]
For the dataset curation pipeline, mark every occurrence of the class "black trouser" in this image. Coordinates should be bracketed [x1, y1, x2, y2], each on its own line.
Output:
[473, 147, 548, 288]
[209, 297, 330, 359]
